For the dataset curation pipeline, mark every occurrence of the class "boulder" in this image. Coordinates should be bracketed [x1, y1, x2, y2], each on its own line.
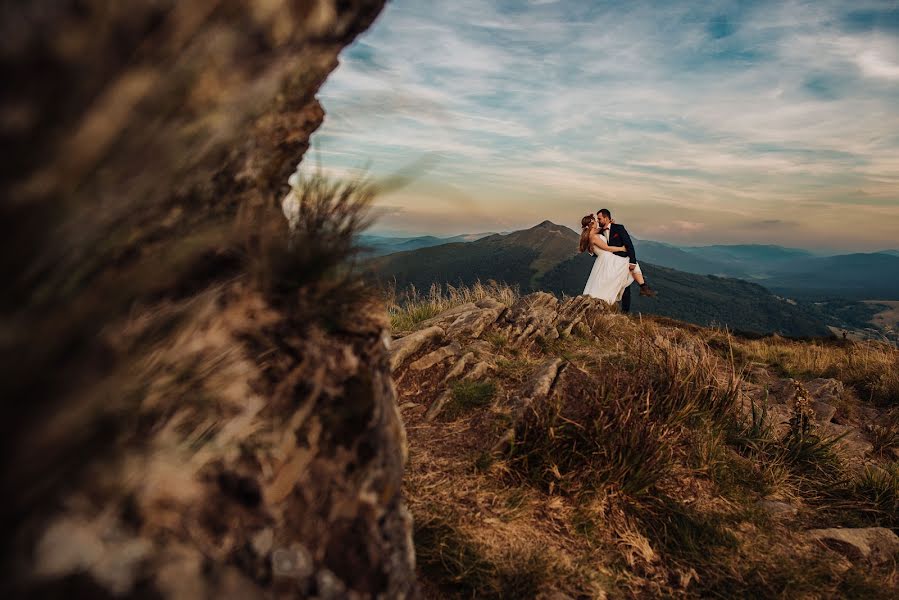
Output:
[554, 295, 614, 338]
[811, 401, 836, 424]
[820, 422, 873, 463]
[499, 293, 617, 349]
[805, 527, 899, 565]
[804, 378, 845, 404]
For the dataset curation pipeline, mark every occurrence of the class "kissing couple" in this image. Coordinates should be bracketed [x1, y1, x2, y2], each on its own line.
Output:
[578, 208, 656, 313]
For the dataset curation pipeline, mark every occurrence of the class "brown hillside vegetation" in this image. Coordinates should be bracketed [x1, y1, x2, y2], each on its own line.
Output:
[389, 283, 899, 598]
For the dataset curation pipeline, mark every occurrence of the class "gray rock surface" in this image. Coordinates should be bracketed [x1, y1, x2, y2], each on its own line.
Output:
[391, 326, 445, 371]
[805, 527, 899, 565]
[419, 298, 506, 339]
[811, 400, 837, 424]
[409, 342, 461, 371]
[820, 422, 874, 463]
[804, 378, 845, 404]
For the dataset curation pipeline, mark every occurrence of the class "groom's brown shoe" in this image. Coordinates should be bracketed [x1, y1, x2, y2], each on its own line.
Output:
[639, 286, 657, 297]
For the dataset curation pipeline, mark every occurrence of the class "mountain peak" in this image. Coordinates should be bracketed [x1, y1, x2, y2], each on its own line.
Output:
[532, 220, 565, 231]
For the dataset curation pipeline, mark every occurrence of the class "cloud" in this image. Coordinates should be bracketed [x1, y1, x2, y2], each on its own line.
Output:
[310, 0, 899, 251]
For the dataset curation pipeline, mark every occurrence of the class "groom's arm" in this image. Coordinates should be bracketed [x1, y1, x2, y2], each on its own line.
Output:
[618, 225, 637, 264]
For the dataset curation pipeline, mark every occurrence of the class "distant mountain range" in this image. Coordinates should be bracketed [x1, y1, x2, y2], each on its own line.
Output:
[369, 221, 832, 337]
[363, 231, 899, 301]
[358, 232, 496, 257]
[637, 241, 899, 300]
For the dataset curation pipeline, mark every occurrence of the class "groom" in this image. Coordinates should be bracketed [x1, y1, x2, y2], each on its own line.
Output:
[596, 208, 655, 313]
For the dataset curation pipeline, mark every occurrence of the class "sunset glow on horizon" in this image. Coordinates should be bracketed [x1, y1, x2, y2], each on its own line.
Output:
[310, 0, 899, 251]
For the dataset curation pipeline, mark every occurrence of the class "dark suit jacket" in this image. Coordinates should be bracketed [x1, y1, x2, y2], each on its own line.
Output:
[605, 223, 637, 264]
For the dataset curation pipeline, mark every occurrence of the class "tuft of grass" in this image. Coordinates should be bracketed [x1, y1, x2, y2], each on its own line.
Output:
[442, 379, 497, 421]
[485, 331, 508, 351]
[246, 171, 378, 328]
[386, 279, 519, 333]
[849, 464, 899, 531]
[726, 396, 775, 453]
[630, 495, 738, 562]
[509, 368, 676, 498]
[867, 408, 899, 457]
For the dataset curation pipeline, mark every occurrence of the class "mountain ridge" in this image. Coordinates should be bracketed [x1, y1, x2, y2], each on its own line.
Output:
[370, 221, 832, 337]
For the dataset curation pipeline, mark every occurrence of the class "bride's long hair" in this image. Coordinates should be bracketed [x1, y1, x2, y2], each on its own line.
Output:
[578, 214, 596, 253]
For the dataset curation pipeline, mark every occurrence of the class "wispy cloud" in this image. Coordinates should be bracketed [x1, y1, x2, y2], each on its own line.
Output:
[311, 0, 899, 250]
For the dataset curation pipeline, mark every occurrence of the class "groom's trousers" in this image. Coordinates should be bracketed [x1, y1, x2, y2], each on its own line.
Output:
[621, 285, 631, 313]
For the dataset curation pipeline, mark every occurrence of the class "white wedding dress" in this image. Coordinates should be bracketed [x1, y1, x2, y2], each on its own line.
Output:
[582, 239, 632, 304]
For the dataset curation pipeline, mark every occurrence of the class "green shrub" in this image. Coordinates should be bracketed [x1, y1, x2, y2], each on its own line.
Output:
[442, 379, 497, 420]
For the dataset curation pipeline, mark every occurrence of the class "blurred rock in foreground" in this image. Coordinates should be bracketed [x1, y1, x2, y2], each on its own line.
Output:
[1, 1, 417, 598]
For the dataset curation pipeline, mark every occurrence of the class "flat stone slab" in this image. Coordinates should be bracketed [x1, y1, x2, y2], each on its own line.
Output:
[805, 527, 899, 564]
[528, 358, 563, 399]
[424, 390, 452, 422]
[409, 342, 461, 371]
[443, 352, 473, 382]
[462, 361, 494, 381]
[390, 326, 444, 372]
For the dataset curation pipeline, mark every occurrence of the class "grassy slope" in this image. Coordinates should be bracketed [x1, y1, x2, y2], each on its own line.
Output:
[393, 287, 899, 598]
[540, 254, 831, 337]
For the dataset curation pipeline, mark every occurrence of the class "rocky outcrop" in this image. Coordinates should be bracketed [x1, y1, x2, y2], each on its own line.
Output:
[391, 293, 612, 421]
[1, 2, 420, 598]
[738, 376, 878, 469]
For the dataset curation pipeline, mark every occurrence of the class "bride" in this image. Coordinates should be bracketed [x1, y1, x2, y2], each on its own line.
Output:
[578, 214, 634, 304]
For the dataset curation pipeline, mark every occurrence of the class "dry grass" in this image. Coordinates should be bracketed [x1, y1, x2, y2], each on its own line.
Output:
[398, 284, 899, 598]
[867, 407, 899, 457]
[386, 280, 519, 334]
[731, 335, 899, 405]
[246, 171, 379, 327]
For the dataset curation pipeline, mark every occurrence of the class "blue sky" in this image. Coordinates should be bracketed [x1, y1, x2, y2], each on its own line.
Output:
[309, 0, 899, 250]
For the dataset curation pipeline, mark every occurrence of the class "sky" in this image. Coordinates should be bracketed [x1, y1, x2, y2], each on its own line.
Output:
[308, 0, 899, 251]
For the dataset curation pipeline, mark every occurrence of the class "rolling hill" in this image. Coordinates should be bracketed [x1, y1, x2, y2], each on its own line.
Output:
[370, 221, 832, 337]
[635, 240, 733, 275]
[761, 253, 899, 300]
[631, 242, 899, 300]
[359, 232, 496, 257]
